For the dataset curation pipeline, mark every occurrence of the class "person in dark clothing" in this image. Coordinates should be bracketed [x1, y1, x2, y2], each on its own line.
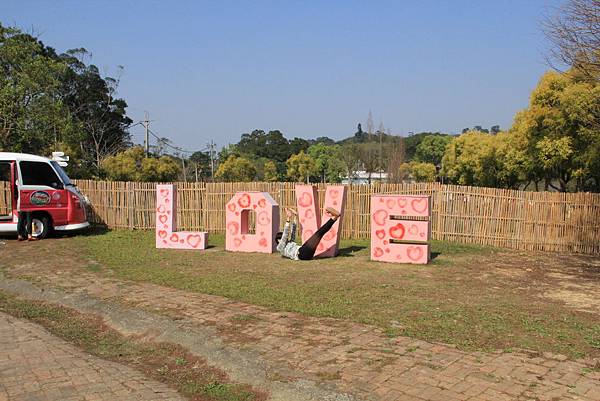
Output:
[276, 207, 341, 260]
[17, 211, 36, 241]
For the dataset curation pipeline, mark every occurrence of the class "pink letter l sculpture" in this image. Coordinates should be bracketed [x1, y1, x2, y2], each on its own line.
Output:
[370, 195, 431, 264]
[225, 192, 280, 253]
[156, 184, 208, 249]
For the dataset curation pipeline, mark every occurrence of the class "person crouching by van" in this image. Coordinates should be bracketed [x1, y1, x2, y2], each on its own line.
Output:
[17, 211, 37, 241]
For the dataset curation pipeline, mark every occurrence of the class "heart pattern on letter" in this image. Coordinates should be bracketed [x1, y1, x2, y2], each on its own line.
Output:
[186, 234, 202, 248]
[298, 192, 313, 208]
[373, 209, 388, 226]
[411, 198, 428, 214]
[237, 193, 251, 208]
[407, 246, 424, 261]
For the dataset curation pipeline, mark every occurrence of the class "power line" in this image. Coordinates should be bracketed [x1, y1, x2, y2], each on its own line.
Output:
[147, 127, 197, 154]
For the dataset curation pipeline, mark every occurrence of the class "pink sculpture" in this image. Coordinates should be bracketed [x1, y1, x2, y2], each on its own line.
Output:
[225, 192, 280, 253]
[156, 184, 208, 250]
[370, 195, 431, 264]
[295, 185, 347, 257]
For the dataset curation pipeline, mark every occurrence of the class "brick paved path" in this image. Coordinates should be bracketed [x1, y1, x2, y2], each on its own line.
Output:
[3, 244, 600, 401]
[0, 312, 183, 401]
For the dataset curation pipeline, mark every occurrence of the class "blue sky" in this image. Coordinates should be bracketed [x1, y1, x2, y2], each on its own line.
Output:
[4, 0, 561, 151]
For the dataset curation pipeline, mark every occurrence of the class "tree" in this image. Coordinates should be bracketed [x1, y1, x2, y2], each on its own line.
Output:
[307, 143, 345, 183]
[509, 70, 600, 191]
[400, 161, 437, 183]
[357, 142, 380, 183]
[60, 50, 132, 174]
[544, 0, 600, 81]
[313, 136, 336, 145]
[404, 132, 445, 161]
[289, 137, 310, 155]
[189, 150, 212, 181]
[384, 134, 406, 183]
[286, 151, 315, 183]
[0, 24, 74, 155]
[218, 144, 240, 162]
[0, 24, 132, 178]
[101, 146, 179, 182]
[263, 160, 279, 182]
[237, 129, 291, 163]
[339, 143, 360, 183]
[414, 135, 452, 166]
[441, 131, 516, 188]
[214, 155, 257, 182]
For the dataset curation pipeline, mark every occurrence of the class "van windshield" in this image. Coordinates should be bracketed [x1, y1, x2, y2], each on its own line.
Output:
[50, 161, 73, 186]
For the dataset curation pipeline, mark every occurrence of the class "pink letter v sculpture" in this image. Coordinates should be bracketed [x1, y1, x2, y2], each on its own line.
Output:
[295, 185, 347, 258]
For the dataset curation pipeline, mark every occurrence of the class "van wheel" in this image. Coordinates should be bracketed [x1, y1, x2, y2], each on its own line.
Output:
[31, 216, 51, 239]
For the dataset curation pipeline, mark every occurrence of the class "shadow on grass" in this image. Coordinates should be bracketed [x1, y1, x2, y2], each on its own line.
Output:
[338, 245, 367, 257]
[61, 224, 109, 238]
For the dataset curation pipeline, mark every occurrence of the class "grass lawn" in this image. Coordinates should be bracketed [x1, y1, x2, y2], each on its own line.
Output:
[71, 230, 600, 359]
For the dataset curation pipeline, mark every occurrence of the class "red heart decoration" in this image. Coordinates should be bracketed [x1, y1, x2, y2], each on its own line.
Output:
[409, 224, 419, 236]
[375, 229, 385, 239]
[227, 221, 239, 236]
[323, 229, 336, 241]
[187, 234, 202, 248]
[304, 208, 314, 219]
[158, 215, 169, 224]
[373, 209, 388, 226]
[411, 198, 428, 214]
[160, 189, 170, 198]
[407, 246, 424, 261]
[170, 233, 179, 242]
[233, 238, 242, 247]
[398, 197, 407, 208]
[258, 237, 268, 247]
[373, 247, 384, 258]
[329, 189, 340, 199]
[298, 192, 313, 208]
[156, 205, 166, 213]
[158, 230, 168, 239]
[389, 223, 406, 240]
[258, 198, 266, 208]
[386, 199, 396, 210]
[227, 203, 236, 212]
[257, 211, 271, 226]
[237, 193, 251, 208]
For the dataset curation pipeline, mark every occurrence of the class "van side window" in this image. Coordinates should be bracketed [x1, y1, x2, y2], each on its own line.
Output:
[19, 161, 62, 189]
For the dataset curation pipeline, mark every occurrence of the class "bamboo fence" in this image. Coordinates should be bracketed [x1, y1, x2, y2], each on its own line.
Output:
[1, 180, 599, 254]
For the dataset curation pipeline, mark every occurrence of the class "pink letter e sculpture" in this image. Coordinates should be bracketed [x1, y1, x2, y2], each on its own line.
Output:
[295, 185, 347, 257]
[156, 184, 208, 250]
[370, 195, 431, 264]
[225, 192, 280, 253]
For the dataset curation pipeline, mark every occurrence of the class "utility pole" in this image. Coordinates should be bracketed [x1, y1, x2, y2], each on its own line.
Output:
[143, 111, 150, 157]
[207, 140, 216, 182]
[180, 154, 187, 182]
